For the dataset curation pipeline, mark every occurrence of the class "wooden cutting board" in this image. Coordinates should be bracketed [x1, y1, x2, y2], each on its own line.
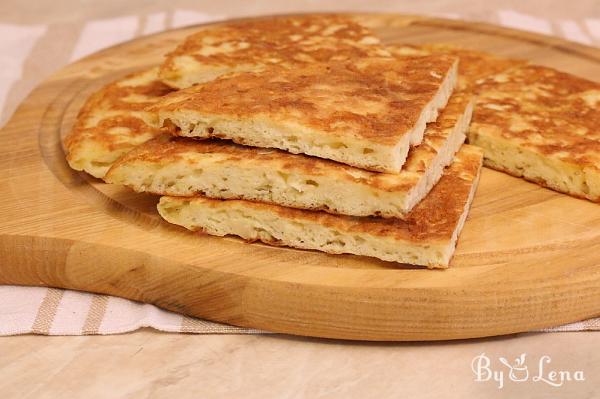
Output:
[1, 14, 599, 341]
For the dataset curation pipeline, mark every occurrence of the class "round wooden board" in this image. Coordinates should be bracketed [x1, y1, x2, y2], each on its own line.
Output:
[1, 14, 599, 341]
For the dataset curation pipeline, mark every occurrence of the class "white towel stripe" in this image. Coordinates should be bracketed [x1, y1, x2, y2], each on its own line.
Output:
[49, 289, 94, 335]
[171, 9, 223, 29]
[98, 294, 184, 333]
[143, 12, 167, 36]
[497, 10, 553, 35]
[559, 20, 593, 45]
[584, 18, 600, 40]
[0, 23, 47, 123]
[0, 286, 48, 335]
[70, 15, 139, 62]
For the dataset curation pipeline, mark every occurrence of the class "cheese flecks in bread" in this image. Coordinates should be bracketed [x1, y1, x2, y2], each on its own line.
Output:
[159, 14, 385, 89]
[106, 93, 472, 218]
[469, 64, 600, 202]
[148, 56, 458, 173]
[65, 67, 174, 178]
[157, 145, 484, 268]
[388, 44, 525, 91]
[393, 44, 600, 202]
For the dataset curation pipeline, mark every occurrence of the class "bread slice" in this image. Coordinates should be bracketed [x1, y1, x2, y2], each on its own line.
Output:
[391, 45, 600, 202]
[65, 67, 174, 178]
[159, 14, 385, 89]
[107, 93, 472, 218]
[157, 145, 483, 268]
[148, 55, 458, 173]
[388, 44, 525, 90]
[469, 64, 600, 202]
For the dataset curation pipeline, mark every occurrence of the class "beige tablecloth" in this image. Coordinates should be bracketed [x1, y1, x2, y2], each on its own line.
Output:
[1, 2, 599, 336]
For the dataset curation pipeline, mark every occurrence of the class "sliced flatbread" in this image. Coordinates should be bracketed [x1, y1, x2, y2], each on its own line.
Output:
[157, 145, 483, 268]
[106, 93, 472, 218]
[392, 45, 600, 202]
[148, 55, 458, 173]
[65, 67, 174, 178]
[388, 44, 525, 90]
[159, 14, 385, 89]
[469, 64, 600, 202]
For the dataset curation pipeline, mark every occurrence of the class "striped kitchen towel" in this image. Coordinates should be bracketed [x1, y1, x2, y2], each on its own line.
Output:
[0, 286, 264, 335]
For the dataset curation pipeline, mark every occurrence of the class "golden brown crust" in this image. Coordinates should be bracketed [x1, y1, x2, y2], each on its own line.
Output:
[110, 93, 471, 194]
[159, 14, 385, 87]
[387, 43, 525, 90]
[110, 135, 421, 191]
[402, 92, 471, 171]
[254, 145, 483, 241]
[150, 55, 458, 146]
[395, 44, 600, 201]
[472, 64, 600, 173]
[175, 145, 483, 242]
[64, 67, 174, 177]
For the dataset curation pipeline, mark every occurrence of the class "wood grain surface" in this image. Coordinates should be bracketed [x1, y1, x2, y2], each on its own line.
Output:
[0, 14, 599, 341]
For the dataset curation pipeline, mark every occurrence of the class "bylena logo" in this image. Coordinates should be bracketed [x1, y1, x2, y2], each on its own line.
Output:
[471, 353, 585, 389]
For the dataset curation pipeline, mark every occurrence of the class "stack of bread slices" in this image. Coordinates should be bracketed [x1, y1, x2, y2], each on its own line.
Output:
[67, 14, 488, 268]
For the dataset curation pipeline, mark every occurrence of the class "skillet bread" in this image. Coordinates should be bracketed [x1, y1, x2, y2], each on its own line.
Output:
[65, 67, 173, 178]
[391, 45, 600, 201]
[388, 44, 524, 90]
[106, 93, 472, 218]
[157, 145, 484, 268]
[469, 65, 600, 202]
[147, 55, 458, 173]
[159, 14, 385, 89]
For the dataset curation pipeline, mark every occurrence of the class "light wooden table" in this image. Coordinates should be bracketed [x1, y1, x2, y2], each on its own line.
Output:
[1, 331, 599, 398]
[0, 1, 599, 397]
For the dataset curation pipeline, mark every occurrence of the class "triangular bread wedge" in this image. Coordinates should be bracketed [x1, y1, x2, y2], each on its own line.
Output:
[148, 55, 458, 173]
[470, 64, 600, 202]
[388, 44, 525, 90]
[107, 93, 472, 218]
[157, 145, 484, 268]
[390, 45, 600, 202]
[65, 67, 173, 178]
[159, 14, 385, 89]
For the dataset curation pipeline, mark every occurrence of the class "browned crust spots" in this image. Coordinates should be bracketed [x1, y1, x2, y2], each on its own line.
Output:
[160, 14, 383, 81]
[473, 64, 600, 171]
[109, 134, 421, 192]
[395, 44, 600, 198]
[109, 93, 471, 193]
[65, 68, 174, 163]
[151, 55, 457, 145]
[174, 145, 483, 242]
[387, 43, 526, 90]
